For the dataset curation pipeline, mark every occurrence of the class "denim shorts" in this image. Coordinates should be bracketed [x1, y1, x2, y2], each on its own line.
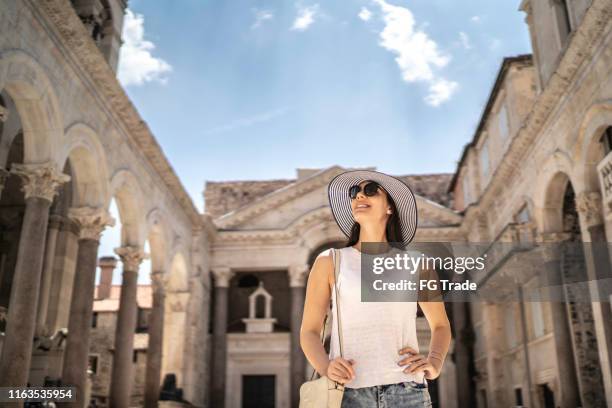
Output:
[341, 381, 432, 408]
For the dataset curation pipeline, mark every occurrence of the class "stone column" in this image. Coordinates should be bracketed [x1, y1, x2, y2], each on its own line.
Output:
[289, 264, 309, 408]
[210, 267, 234, 408]
[0, 163, 69, 390]
[36, 214, 63, 336]
[109, 246, 147, 408]
[576, 191, 612, 404]
[60, 208, 115, 408]
[452, 302, 476, 408]
[538, 232, 580, 408]
[144, 271, 166, 408]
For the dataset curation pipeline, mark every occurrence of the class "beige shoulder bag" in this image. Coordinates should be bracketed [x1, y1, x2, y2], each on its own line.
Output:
[299, 248, 345, 408]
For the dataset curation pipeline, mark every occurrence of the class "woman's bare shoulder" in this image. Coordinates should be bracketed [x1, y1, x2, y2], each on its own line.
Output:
[310, 249, 334, 282]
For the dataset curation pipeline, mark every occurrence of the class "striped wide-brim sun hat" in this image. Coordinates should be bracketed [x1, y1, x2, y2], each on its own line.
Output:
[327, 170, 418, 247]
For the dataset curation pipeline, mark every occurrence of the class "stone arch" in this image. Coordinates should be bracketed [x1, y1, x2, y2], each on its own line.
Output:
[0, 50, 62, 164]
[573, 100, 612, 191]
[533, 150, 579, 233]
[146, 208, 171, 273]
[109, 169, 146, 246]
[57, 123, 110, 208]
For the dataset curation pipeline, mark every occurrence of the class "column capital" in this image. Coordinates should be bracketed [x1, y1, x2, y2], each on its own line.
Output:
[576, 191, 603, 228]
[10, 162, 70, 202]
[150, 271, 166, 294]
[288, 264, 310, 287]
[212, 267, 234, 288]
[69, 207, 116, 241]
[98, 255, 118, 268]
[114, 246, 148, 271]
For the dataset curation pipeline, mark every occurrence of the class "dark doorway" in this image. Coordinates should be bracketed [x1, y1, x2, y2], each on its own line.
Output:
[539, 384, 555, 408]
[242, 375, 275, 408]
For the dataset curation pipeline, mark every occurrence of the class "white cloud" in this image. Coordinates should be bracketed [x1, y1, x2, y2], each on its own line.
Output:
[202, 107, 290, 135]
[291, 4, 319, 31]
[358, 7, 372, 21]
[425, 78, 459, 107]
[372, 0, 458, 106]
[470, 15, 481, 23]
[459, 31, 472, 49]
[118, 9, 172, 87]
[252, 9, 274, 29]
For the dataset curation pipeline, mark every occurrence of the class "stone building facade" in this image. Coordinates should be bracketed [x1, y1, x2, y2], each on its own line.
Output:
[1, 0, 611, 408]
[0, 0, 213, 407]
[446, 1, 612, 407]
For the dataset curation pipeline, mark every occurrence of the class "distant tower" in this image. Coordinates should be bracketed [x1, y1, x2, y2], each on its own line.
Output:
[70, 0, 128, 72]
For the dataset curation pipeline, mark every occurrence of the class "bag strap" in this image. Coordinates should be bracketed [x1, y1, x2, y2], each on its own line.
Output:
[332, 248, 344, 358]
[309, 247, 343, 380]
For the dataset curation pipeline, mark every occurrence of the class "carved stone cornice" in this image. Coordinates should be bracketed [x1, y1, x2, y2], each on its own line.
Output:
[34, 0, 202, 226]
[114, 246, 148, 272]
[68, 207, 115, 241]
[214, 167, 463, 230]
[150, 270, 166, 295]
[212, 267, 234, 288]
[288, 264, 310, 288]
[575, 191, 603, 228]
[10, 163, 70, 202]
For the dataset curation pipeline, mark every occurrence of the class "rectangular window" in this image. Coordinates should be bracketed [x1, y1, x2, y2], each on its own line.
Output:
[136, 307, 151, 333]
[505, 304, 517, 348]
[601, 127, 612, 154]
[515, 387, 524, 406]
[478, 389, 488, 408]
[498, 103, 509, 141]
[531, 301, 545, 339]
[553, 0, 572, 46]
[462, 175, 471, 207]
[480, 141, 490, 181]
[92, 312, 98, 328]
[88, 355, 98, 374]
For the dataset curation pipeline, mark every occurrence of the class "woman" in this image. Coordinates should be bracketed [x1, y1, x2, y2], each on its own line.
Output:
[300, 170, 451, 407]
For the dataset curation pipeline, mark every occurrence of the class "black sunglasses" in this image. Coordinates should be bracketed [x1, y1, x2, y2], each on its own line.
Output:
[348, 181, 381, 200]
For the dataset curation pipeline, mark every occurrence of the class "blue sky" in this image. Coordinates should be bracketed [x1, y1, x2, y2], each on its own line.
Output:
[99, 0, 532, 283]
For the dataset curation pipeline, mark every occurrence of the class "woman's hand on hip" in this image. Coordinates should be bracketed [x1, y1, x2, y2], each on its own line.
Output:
[398, 346, 441, 380]
[326, 357, 356, 384]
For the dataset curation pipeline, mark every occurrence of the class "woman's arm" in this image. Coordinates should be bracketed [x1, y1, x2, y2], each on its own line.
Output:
[398, 266, 451, 380]
[420, 301, 451, 374]
[300, 253, 355, 382]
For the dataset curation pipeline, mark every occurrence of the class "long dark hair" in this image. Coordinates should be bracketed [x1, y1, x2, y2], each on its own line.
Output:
[346, 192, 404, 249]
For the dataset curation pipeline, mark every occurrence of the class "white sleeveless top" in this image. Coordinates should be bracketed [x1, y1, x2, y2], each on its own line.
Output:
[317, 246, 425, 389]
